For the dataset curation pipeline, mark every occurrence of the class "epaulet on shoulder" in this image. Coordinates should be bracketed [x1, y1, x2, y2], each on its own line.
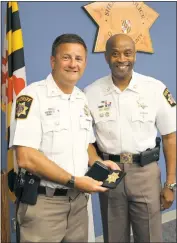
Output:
[134, 72, 163, 87]
[146, 76, 165, 88]
[85, 75, 109, 92]
[16, 83, 33, 96]
[17, 80, 45, 97]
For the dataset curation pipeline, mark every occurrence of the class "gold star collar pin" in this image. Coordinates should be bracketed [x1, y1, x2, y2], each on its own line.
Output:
[83, 2, 159, 53]
[106, 172, 119, 184]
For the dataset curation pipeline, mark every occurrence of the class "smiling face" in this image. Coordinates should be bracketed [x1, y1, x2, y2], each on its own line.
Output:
[105, 34, 136, 81]
[51, 43, 87, 89]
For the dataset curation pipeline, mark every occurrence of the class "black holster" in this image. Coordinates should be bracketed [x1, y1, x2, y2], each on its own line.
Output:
[139, 137, 161, 167]
[14, 169, 40, 205]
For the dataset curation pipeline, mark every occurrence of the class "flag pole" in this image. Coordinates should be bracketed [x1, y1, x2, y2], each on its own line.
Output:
[1, 170, 10, 242]
[1, 1, 27, 241]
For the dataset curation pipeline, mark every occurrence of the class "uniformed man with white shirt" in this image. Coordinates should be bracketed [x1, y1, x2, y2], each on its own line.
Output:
[84, 34, 176, 242]
[9, 34, 119, 243]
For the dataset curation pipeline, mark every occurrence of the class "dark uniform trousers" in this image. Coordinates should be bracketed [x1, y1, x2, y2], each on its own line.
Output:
[99, 162, 162, 243]
[17, 189, 88, 242]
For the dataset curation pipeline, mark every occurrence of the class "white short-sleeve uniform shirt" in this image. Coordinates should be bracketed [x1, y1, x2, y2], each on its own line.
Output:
[84, 71, 176, 154]
[10, 74, 95, 188]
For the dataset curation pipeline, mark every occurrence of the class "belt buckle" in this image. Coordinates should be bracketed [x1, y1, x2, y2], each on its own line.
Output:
[120, 153, 133, 164]
[45, 187, 55, 197]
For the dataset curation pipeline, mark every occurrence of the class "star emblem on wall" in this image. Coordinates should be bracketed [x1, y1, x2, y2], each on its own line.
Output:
[83, 1, 159, 53]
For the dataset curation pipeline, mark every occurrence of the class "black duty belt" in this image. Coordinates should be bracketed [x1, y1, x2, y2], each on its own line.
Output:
[97, 139, 161, 167]
[38, 186, 68, 196]
[101, 152, 140, 164]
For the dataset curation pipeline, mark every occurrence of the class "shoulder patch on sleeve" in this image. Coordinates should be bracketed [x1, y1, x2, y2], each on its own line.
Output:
[163, 88, 176, 107]
[15, 95, 33, 119]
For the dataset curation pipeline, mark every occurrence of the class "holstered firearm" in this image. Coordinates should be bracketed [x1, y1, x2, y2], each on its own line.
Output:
[139, 137, 161, 167]
[14, 168, 26, 199]
[8, 168, 40, 205]
[20, 171, 40, 205]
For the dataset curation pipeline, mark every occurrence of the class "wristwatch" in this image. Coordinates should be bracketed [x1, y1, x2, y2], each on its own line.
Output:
[164, 182, 177, 191]
[66, 176, 75, 188]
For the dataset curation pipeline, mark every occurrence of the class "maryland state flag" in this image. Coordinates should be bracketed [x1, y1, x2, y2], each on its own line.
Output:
[1, 2, 26, 201]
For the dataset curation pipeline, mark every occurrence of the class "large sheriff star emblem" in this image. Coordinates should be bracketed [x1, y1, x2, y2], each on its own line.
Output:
[16, 102, 28, 117]
[106, 172, 119, 184]
[83, 2, 159, 53]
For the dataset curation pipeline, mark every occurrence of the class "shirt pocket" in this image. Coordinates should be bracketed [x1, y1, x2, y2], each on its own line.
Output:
[94, 109, 117, 140]
[41, 118, 69, 154]
[131, 111, 155, 138]
[94, 108, 116, 123]
[132, 112, 155, 123]
[79, 116, 92, 149]
[80, 116, 92, 130]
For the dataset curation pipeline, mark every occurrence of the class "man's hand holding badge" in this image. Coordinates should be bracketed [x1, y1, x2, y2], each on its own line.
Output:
[85, 161, 126, 189]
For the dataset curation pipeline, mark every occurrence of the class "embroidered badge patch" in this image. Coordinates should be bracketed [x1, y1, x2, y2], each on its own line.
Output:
[163, 88, 176, 107]
[15, 95, 33, 119]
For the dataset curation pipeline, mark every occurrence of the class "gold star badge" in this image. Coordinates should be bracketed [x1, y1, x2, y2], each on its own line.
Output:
[16, 102, 28, 117]
[83, 2, 159, 53]
[106, 172, 119, 184]
[15, 95, 33, 119]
